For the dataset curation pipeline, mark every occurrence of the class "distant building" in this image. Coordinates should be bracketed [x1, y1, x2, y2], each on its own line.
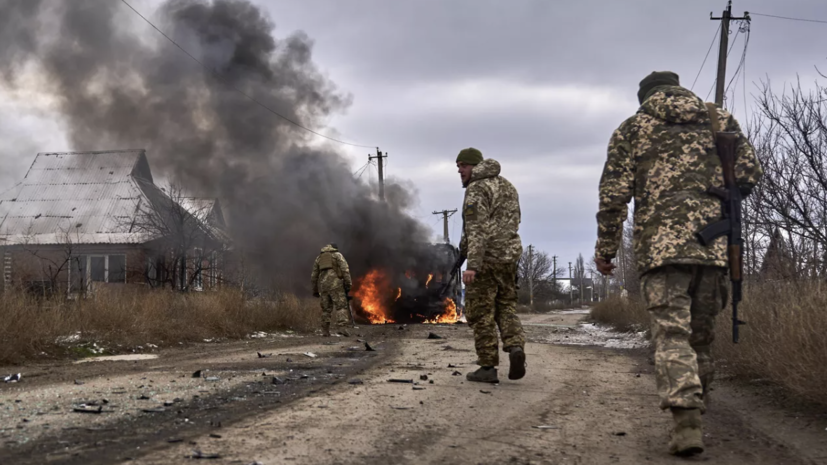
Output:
[0, 150, 227, 295]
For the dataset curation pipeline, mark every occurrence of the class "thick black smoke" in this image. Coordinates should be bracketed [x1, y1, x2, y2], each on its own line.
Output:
[0, 0, 439, 294]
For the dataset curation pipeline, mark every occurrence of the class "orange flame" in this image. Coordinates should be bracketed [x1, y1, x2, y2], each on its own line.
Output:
[353, 269, 396, 324]
[395, 288, 402, 300]
[426, 298, 458, 324]
[425, 274, 434, 288]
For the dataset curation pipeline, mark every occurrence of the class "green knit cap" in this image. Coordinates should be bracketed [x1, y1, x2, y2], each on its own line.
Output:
[638, 71, 680, 104]
[456, 147, 483, 165]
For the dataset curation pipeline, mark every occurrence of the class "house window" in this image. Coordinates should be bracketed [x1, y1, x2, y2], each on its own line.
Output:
[192, 249, 204, 290]
[109, 255, 126, 283]
[83, 254, 127, 285]
[90, 256, 106, 282]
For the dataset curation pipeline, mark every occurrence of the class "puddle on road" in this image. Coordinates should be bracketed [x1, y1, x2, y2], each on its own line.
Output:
[74, 354, 159, 364]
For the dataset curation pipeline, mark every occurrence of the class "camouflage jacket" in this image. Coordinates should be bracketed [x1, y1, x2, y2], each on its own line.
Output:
[596, 85, 762, 275]
[460, 159, 523, 271]
[310, 245, 352, 293]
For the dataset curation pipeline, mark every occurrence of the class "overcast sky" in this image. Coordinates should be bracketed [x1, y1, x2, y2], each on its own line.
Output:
[2, 0, 826, 274]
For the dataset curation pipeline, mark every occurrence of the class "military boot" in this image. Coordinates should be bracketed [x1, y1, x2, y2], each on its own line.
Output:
[507, 347, 526, 380]
[338, 329, 351, 337]
[466, 367, 498, 383]
[321, 324, 331, 337]
[668, 408, 704, 456]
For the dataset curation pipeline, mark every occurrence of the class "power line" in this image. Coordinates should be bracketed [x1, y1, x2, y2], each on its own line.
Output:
[691, 22, 722, 92]
[119, 0, 377, 149]
[751, 12, 827, 25]
[725, 26, 750, 97]
[353, 161, 370, 179]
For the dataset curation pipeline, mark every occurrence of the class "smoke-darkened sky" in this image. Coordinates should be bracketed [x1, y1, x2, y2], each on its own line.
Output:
[2, 0, 826, 274]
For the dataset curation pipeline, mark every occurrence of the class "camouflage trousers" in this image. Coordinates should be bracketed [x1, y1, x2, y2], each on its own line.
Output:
[641, 265, 727, 412]
[465, 262, 526, 367]
[320, 287, 351, 328]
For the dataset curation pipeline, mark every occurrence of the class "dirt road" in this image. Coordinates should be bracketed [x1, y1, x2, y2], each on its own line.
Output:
[1, 311, 825, 464]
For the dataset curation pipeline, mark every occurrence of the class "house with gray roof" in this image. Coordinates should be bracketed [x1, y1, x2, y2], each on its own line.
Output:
[0, 150, 227, 295]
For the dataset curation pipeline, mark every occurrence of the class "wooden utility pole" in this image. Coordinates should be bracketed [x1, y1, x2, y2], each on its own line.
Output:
[368, 148, 388, 201]
[568, 261, 573, 307]
[431, 209, 457, 244]
[711, 1, 750, 106]
[527, 245, 534, 308]
[552, 255, 558, 302]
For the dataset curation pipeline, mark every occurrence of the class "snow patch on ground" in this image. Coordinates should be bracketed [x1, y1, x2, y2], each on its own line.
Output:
[529, 322, 648, 350]
[74, 354, 159, 363]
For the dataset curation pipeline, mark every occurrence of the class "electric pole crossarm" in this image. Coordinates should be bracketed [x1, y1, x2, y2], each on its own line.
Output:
[432, 209, 458, 244]
[710, 1, 751, 107]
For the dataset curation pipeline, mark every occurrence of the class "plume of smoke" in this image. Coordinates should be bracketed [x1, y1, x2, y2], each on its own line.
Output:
[0, 0, 438, 293]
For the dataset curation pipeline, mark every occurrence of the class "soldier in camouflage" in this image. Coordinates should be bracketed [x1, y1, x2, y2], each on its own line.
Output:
[456, 148, 526, 384]
[594, 71, 762, 456]
[310, 244, 353, 337]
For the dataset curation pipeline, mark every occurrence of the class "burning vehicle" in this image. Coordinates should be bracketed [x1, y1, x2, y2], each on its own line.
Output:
[352, 243, 463, 324]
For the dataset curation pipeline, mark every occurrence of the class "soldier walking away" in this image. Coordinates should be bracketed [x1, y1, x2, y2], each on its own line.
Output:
[594, 71, 762, 456]
[456, 148, 527, 384]
[310, 243, 353, 337]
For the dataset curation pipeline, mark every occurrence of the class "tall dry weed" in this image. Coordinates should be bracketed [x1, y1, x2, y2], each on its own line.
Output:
[590, 296, 649, 332]
[0, 288, 321, 364]
[590, 282, 827, 406]
[714, 281, 827, 405]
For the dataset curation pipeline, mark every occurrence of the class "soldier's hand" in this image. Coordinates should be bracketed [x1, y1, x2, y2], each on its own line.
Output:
[462, 270, 476, 284]
[594, 257, 616, 276]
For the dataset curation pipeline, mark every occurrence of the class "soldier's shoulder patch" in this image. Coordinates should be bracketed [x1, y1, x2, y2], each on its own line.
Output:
[464, 203, 477, 220]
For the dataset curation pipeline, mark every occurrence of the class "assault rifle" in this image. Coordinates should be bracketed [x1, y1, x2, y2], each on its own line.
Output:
[345, 287, 356, 326]
[438, 254, 466, 298]
[696, 131, 745, 343]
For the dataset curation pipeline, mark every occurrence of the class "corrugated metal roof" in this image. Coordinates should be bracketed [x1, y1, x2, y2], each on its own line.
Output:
[0, 150, 156, 245]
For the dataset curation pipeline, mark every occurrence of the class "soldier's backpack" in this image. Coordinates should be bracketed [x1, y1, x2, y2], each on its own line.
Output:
[317, 252, 343, 279]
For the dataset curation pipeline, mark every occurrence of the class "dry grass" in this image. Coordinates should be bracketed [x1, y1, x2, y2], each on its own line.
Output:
[0, 288, 320, 365]
[590, 296, 650, 332]
[713, 282, 827, 406]
[590, 282, 827, 406]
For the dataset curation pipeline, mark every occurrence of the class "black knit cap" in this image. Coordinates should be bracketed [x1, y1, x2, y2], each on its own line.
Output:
[638, 71, 680, 104]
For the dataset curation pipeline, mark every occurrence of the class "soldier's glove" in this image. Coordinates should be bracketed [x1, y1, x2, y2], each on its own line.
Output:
[313, 292, 320, 298]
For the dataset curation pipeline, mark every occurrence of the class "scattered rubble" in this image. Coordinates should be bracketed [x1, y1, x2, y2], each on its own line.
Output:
[427, 332, 443, 340]
[73, 405, 104, 414]
[187, 450, 221, 459]
[303, 352, 318, 358]
[3, 373, 21, 383]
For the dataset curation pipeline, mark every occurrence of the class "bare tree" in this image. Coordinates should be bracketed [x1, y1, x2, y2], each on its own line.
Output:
[128, 183, 227, 292]
[748, 78, 827, 279]
[17, 224, 80, 298]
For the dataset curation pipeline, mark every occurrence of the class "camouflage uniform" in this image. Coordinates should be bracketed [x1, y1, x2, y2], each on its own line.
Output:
[596, 85, 762, 411]
[310, 245, 353, 332]
[460, 158, 526, 367]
